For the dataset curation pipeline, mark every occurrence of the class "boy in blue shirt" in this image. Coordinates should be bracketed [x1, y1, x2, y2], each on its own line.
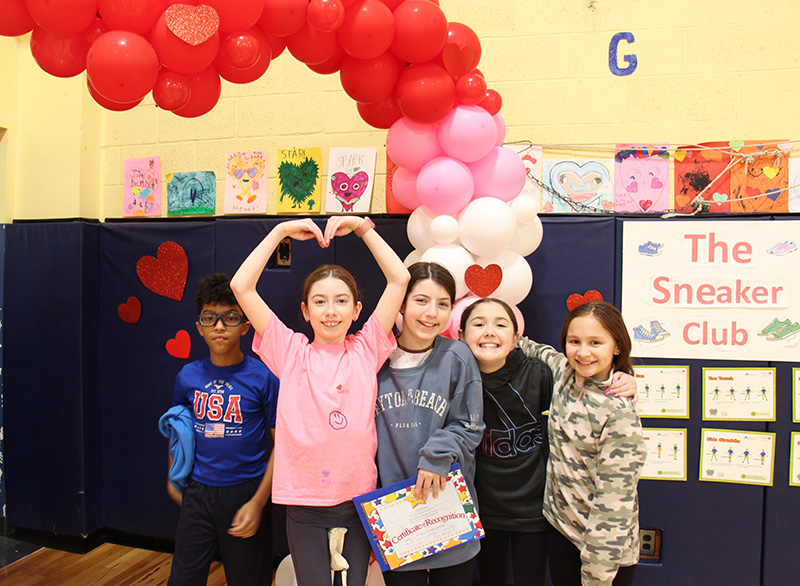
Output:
[167, 273, 279, 586]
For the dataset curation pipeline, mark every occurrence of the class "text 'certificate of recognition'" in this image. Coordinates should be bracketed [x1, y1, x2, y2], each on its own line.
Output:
[354, 464, 484, 572]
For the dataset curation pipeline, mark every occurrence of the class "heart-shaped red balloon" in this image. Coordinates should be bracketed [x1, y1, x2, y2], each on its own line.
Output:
[442, 43, 475, 78]
[117, 296, 142, 323]
[165, 4, 220, 46]
[166, 329, 191, 358]
[136, 241, 188, 301]
[465, 263, 502, 297]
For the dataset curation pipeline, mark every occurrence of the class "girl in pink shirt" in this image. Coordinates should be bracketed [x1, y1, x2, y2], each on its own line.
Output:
[231, 216, 409, 586]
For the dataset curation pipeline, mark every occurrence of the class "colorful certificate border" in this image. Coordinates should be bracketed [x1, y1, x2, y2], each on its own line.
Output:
[790, 432, 800, 487]
[701, 367, 776, 422]
[641, 427, 687, 481]
[699, 428, 776, 487]
[354, 464, 484, 572]
[793, 368, 800, 423]
[634, 365, 690, 419]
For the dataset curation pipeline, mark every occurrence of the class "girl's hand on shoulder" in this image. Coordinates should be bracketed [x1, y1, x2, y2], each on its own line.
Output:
[324, 215, 362, 244]
[413, 469, 448, 502]
[280, 219, 325, 246]
[608, 371, 639, 403]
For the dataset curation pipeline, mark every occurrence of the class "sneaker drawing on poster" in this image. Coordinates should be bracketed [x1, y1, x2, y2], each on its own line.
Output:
[632, 318, 671, 347]
[638, 241, 664, 256]
[766, 240, 797, 256]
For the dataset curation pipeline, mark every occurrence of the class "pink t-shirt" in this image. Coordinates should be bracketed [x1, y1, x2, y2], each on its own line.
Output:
[253, 312, 396, 506]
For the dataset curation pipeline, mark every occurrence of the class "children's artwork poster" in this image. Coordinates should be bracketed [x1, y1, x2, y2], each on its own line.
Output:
[793, 368, 800, 423]
[223, 151, 267, 214]
[790, 432, 800, 487]
[166, 171, 216, 216]
[324, 147, 377, 214]
[633, 365, 689, 418]
[614, 145, 671, 213]
[622, 219, 800, 362]
[673, 142, 732, 213]
[540, 157, 614, 213]
[702, 368, 776, 422]
[508, 143, 543, 202]
[789, 154, 800, 213]
[699, 428, 775, 487]
[641, 428, 687, 481]
[729, 142, 789, 214]
[277, 147, 322, 214]
[123, 157, 162, 217]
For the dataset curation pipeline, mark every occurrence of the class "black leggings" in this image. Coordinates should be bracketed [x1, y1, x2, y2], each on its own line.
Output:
[476, 528, 547, 586]
[547, 523, 637, 586]
[382, 557, 476, 586]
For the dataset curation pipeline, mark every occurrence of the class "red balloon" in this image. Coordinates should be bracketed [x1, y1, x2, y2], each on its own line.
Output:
[87, 31, 159, 103]
[173, 66, 222, 118]
[455, 71, 486, 105]
[308, 0, 345, 33]
[152, 68, 191, 110]
[286, 22, 341, 65]
[87, 78, 143, 111]
[1, 0, 35, 36]
[81, 17, 110, 47]
[376, 0, 402, 9]
[26, 0, 98, 35]
[339, 51, 400, 103]
[97, 0, 165, 34]
[150, 11, 220, 74]
[220, 30, 261, 69]
[264, 32, 287, 58]
[478, 88, 502, 116]
[30, 26, 89, 78]
[445, 22, 481, 70]
[389, 0, 447, 64]
[357, 95, 402, 129]
[337, 0, 394, 60]
[214, 26, 272, 83]
[306, 44, 346, 74]
[394, 62, 455, 124]
[258, 0, 307, 37]
[204, 0, 264, 33]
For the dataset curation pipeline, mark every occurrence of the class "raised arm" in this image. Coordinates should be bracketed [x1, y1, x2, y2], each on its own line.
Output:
[325, 216, 410, 335]
[231, 219, 324, 336]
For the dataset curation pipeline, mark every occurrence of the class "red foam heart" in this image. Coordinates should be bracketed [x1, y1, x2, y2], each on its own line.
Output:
[117, 296, 142, 323]
[465, 264, 502, 297]
[137, 241, 188, 301]
[166, 330, 191, 359]
[165, 4, 220, 46]
[566, 289, 604, 312]
[442, 43, 475, 78]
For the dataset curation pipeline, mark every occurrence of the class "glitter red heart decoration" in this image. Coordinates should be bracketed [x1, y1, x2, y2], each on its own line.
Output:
[165, 4, 220, 46]
[117, 296, 142, 323]
[465, 264, 502, 297]
[137, 241, 188, 301]
[166, 329, 191, 358]
[566, 290, 604, 312]
[442, 43, 475, 78]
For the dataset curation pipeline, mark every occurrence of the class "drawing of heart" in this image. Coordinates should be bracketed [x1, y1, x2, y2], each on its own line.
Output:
[137, 241, 188, 301]
[639, 199, 653, 211]
[766, 189, 781, 201]
[549, 161, 610, 205]
[117, 296, 141, 324]
[166, 330, 191, 359]
[763, 166, 780, 179]
[745, 186, 761, 198]
[465, 264, 502, 297]
[522, 154, 538, 166]
[712, 192, 728, 205]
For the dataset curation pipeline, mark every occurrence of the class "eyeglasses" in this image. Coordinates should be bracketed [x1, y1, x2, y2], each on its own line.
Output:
[197, 312, 246, 327]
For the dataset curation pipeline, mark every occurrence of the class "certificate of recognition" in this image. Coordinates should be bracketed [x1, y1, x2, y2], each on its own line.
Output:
[353, 464, 484, 572]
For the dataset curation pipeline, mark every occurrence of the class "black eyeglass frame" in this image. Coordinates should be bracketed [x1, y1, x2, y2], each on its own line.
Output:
[197, 312, 247, 327]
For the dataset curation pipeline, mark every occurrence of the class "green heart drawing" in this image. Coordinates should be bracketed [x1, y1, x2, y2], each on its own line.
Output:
[728, 140, 744, 152]
[278, 158, 320, 208]
[712, 192, 728, 205]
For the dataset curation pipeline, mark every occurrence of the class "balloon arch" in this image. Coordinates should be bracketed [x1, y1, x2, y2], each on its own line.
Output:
[2, 0, 544, 334]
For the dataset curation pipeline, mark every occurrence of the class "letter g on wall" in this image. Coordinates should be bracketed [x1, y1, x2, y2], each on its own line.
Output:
[609, 32, 637, 76]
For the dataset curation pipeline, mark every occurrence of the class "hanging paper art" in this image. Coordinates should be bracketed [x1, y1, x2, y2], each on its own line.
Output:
[541, 157, 614, 213]
[167, 171, 216, 216]
[673, 142, 732, 213]
[123, 156, 162, 217]
[508, 144, 543, 202]
[224, 151, 267, 215]
[325, 147, 377, 214]
[277, 147, 322, 214]
[729, 141, 789, 213]
[614, 145, 671, 213]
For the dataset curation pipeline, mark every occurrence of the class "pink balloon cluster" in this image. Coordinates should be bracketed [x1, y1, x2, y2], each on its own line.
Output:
[2, 0, 505, 122]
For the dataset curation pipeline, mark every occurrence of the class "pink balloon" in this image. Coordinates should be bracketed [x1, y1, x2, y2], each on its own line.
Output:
[437, 105, 497, 163]
[493, 113, 506, 146]
[26, 0, 97, 34]
[386, 117, 442, 171]
[468, 147, 527, 202]
[204, 0, 264, 33]
[86, 31, 159, 103]
[391, 167, 421, 210]
[416, 157, 474, 215]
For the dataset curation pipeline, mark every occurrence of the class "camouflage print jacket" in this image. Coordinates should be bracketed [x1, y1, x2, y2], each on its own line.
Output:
[517, 337, 646, 586]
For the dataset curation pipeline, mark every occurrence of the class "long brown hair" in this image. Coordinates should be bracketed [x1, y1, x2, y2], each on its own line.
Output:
[302, 264, 359, 304]
[559, 301, 633, 375]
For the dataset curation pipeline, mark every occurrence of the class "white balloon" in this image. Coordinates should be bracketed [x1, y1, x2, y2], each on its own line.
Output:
[509, 215, 544, 257]
[510, 193, 539, 224]
[403, 249, 423, 267]
[475, 250, 533, 306]
[406, 206, 437, 252]
[420, 244, 475, 299]
[430, 214, 460, 245]
[458, 197, 516, 258]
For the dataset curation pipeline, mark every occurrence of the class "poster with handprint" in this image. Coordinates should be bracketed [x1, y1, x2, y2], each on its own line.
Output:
[277, 147, 322, 214]
[325, 147, 376, 214]
[224, 151, 267, 214]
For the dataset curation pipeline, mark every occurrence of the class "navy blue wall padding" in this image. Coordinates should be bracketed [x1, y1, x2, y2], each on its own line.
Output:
[3, 221, 102, 536]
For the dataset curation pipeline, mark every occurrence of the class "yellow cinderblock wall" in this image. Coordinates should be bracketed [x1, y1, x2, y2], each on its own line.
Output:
[3, 0, 800, 220]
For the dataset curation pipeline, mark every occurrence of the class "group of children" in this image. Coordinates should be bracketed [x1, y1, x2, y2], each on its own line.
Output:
[165, 216, 646, 586]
